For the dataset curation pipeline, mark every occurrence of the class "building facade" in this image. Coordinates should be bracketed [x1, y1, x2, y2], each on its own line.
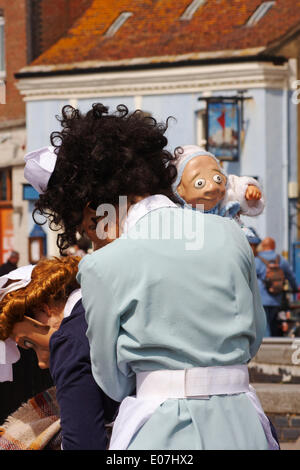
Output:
[0, 0, 27, 265]
[13, 0, 300, 277]
[0, 0, 94, 265]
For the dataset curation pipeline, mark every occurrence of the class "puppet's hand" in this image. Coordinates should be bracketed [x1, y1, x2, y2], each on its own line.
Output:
[245, 184, 261, 201]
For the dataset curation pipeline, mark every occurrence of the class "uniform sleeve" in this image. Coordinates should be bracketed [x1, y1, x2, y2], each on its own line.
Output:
[229, 220, 266, 357]
[50, 332, 111, 450]
[77, 256, 136, 403]
[222, 174, 265, 217]
[255, 257, 265, 282]
[248, 253, 267, 357]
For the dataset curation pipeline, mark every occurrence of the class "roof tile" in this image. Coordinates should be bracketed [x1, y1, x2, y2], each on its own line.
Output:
[31, 0, 300, 66]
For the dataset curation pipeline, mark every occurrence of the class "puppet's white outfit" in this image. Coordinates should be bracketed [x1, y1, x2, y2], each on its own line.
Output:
[78, 195, 278, 450]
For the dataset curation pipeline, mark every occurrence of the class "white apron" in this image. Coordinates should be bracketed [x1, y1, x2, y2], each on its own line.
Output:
[109, 366, 279, 450]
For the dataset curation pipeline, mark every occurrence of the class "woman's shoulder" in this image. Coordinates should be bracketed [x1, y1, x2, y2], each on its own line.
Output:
[78, 239, 138, 278]
[51, 302, 87, 347]
[49, 311, 90, 380]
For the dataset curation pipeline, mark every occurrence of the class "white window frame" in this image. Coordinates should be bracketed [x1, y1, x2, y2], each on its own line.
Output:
[196, 109, 207, 148]
[246, 1, 275, 27]
[180, 0, 206, 21]
[104, 12, 133, 38]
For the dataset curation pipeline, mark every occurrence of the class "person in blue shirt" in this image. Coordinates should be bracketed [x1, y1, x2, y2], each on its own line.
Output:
[247, 227, 261, 258]
[255, 237, 298, 337]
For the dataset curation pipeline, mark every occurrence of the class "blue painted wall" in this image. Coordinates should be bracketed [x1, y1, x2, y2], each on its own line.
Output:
[26, 100, 69, 151]
[265, 89, 286, 253]
[25, 86, 297, 258]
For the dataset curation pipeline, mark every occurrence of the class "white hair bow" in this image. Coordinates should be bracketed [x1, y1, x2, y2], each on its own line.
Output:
[24, 146, 57, 194]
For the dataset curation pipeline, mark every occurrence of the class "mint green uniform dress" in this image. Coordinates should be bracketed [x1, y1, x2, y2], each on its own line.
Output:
[77, 205, 270, 450]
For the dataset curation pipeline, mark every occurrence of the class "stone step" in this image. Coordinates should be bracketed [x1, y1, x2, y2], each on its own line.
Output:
[249, 338, 300, 384]
[252, 383, 300, 414]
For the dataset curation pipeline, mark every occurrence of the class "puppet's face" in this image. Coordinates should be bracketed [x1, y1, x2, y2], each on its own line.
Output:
[11, 317, 53, 369]
[176, 155, 227, 211]
[10, 302, 65, 369]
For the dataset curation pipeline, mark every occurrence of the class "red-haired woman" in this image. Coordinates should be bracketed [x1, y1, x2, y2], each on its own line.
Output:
[0, 257, 118, 450]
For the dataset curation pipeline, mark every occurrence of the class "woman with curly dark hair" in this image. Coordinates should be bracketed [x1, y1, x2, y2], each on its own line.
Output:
[25, 103, 177, 254]
[24, 103, 278, 450]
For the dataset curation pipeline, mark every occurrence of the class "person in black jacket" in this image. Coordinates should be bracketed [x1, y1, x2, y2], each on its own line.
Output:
[0, 251, 19, 276]
[0, 256, 118, 450]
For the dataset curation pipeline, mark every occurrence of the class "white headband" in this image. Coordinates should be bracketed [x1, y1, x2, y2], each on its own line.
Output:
[24, 146, 58, 194]
[0, 265, 35, 382]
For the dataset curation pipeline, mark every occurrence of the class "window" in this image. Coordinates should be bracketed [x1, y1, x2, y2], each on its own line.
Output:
[29, 224, 47, 264]
[246, 1, 275, 27]
[23, 184, 39, 201]
[180, 0, 206, 21]
[104, 12, 133, 38]
[196, 110, 207, 147]
[0, 168, 12, 202]
[27, 0, 42, 63]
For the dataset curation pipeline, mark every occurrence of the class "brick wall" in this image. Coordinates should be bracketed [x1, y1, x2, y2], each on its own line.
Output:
[0, 0, 92, 125]
[0, 0, 27, 123]
[38, 0, 93, 58]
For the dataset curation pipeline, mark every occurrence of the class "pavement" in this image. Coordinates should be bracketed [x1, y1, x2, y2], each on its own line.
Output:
[249, 339, 300, 450]
[280, 438, 300, 450]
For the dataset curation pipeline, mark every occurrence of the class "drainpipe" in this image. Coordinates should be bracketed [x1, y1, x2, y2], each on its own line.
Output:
[282, 86, 289, 260]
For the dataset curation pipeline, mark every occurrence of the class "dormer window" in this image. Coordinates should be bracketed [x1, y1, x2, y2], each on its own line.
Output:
[246, 1, 275, 27]
[104, 12, 133, 38]
[180, 0, 206, 21]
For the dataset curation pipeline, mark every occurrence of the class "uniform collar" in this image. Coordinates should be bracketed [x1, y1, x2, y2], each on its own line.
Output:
[122, 194, 177, 235]
[63, 288, 82, 318]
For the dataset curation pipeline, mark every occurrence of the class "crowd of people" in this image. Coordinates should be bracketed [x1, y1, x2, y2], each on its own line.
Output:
[0, 252, 19, 277]
[249, 233, 298, 337]
[0, 102, 297, 450]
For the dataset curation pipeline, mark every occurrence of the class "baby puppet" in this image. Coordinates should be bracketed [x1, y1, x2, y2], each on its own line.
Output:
[173, 145, 265, 236]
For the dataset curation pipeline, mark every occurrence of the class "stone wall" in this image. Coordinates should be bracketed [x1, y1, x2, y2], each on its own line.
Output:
[250, 338, 300, 445]
[249, 338, 300, 384]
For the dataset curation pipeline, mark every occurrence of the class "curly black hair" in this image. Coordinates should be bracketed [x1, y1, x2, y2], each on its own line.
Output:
[33, 103, 178, 254]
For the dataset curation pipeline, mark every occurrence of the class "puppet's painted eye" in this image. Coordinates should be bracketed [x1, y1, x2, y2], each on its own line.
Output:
[213, 174, 223, 184]
[194, 178, 206, 189]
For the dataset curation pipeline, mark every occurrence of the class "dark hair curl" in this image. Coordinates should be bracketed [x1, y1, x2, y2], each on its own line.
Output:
[33, 103, 177, 254]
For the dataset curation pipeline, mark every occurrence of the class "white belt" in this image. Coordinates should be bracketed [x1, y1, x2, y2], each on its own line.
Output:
[110, 365, 279, 450]
[136, 365, 250, 400]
